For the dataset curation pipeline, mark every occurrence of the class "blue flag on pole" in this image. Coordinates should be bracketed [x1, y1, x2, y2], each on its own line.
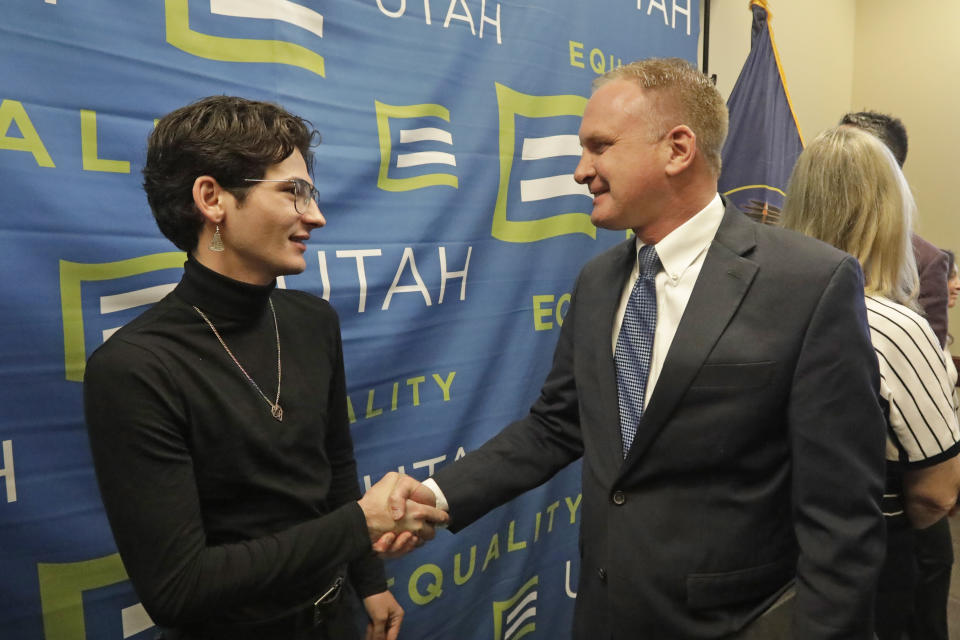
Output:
[718, 0, 803, 224]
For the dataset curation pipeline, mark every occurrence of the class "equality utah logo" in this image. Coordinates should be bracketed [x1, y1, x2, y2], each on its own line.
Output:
[374, 101, 458, 192]
[59, 252, 184, 381]
[491, 84, 594, 244]
[492, 575, 538, 640]
[164, 0, 326, 76]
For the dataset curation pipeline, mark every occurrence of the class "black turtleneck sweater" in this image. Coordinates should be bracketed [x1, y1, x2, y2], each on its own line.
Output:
[84, 257, 385, 630]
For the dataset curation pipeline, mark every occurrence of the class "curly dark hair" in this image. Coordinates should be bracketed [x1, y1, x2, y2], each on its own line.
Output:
[839, 111, 908, 167]
[143, 96, 320, 251]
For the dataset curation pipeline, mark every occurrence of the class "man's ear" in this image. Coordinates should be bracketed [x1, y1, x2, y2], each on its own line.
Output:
[664, 125, 697, 177]
[192, 175, 225, 224]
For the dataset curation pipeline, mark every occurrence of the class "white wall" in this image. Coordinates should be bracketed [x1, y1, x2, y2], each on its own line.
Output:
[852, 0, 960, 258]
[701, 0, 857, 142]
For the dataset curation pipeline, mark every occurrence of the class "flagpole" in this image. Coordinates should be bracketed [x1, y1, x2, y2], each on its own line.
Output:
[702, 0, 711, 74]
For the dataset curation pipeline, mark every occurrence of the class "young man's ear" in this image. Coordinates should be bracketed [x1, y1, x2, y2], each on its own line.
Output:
[192, 175, 225, 224]
[664, 125, 697, 177]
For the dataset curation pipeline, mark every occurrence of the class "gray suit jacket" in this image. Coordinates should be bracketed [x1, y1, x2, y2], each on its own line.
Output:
[434, 202, 886, 639]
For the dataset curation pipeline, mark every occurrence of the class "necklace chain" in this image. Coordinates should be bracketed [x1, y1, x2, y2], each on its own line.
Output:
[194, 299, 283, 422]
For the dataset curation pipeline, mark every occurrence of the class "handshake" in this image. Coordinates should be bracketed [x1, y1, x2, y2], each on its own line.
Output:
[357, 471, 448, 557]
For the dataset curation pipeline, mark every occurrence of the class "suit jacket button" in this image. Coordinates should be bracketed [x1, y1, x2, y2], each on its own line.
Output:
[598, 568, 607, 582]
[612, 490, 625, 505]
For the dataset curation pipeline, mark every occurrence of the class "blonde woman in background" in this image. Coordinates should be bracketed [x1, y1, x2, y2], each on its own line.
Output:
[780, 125, 960, 640]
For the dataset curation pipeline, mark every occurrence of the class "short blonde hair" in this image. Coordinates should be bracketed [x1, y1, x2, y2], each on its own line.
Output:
[596, 58, 728, 175]
[780, 126, 919, 309]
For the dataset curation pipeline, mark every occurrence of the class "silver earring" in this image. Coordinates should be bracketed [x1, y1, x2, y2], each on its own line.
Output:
[209, 225, 224, 252]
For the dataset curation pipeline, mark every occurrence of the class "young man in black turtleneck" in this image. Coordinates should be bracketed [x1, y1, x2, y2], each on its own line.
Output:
[83, 96, 446, 640]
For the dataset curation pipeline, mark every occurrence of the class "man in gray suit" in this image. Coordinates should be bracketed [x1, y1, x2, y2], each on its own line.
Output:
[387, 58, 887, 639]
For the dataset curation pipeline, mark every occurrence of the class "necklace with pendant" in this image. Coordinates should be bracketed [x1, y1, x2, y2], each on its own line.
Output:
[194, 299, 283, 422]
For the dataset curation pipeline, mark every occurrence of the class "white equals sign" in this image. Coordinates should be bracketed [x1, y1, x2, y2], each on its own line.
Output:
[210, 0, 324, 38]
[519, 134, 591, 202]
[504, 587, 537, 640]
[98, 284, 176, 342]
[395, 127, 456, 169]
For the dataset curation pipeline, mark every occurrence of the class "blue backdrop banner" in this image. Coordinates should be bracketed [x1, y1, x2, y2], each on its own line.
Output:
[0, 2, 698, 638]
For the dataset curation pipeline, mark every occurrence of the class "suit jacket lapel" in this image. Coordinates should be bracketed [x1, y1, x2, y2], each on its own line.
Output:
[621, 202, 759, 471]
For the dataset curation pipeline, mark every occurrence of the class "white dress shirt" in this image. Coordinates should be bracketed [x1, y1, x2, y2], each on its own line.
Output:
[424, 194, 726, 512]
[613, 194, 725, 408]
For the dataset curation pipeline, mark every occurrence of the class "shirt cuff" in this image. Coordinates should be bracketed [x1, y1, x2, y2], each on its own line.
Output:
[421, 478, 449, 512]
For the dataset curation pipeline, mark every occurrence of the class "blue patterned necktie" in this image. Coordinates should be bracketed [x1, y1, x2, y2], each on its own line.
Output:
[615, 244, 660, 457]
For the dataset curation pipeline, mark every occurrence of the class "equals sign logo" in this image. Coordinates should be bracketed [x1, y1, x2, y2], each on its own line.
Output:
[492, 575, 538, 640]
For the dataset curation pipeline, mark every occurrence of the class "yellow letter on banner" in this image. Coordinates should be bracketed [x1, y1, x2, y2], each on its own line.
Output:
[408, 563, 444, 605]
[0, 99, 55, 167]
[81, 110, 130, 173]
[492, 84, 592, 243]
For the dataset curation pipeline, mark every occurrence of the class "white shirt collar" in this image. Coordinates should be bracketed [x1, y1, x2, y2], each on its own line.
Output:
[634, 193, 725, 281]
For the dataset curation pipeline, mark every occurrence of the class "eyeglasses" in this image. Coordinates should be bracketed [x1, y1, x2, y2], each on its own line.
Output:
[243, 178, 321, 215]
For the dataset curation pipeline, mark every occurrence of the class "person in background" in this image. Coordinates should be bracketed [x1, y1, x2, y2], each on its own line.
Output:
[943, 248, 959, 466]
[84, 96, 446, 640]
[780, 125, 960, 640]
[840, 111, 949, 346]
[841, 109, 955, 640]
[946, 250, 960, 312]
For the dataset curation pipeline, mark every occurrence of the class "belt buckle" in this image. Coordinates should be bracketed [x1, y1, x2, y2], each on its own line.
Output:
[312, 576, 344, 627]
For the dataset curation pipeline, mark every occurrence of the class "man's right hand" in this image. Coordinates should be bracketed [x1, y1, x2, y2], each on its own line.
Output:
[369, 475, 445, 556]
[388, 475, 439, 518]
[358, 472, 448, 551]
